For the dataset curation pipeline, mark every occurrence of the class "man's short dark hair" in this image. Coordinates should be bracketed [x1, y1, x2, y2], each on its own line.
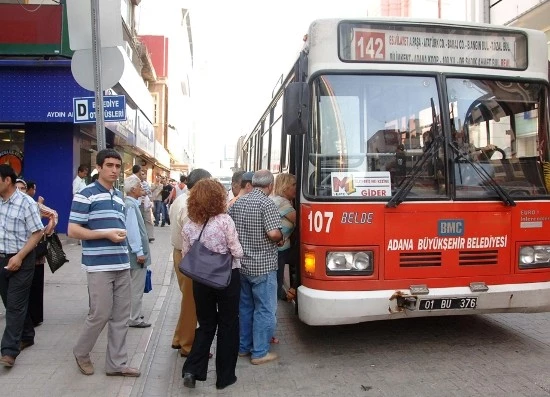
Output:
[78, 165, 88, 173]
[132, 164, 142, 174]
[240, 179, 253, 189]
[187, 168, 211, 190]
[96, 149, 122, 167]
[26, 181, 36, 190]
[0, 164, 17, 185]
[232, 170, 245, 184]
[180, 175, 187, 183]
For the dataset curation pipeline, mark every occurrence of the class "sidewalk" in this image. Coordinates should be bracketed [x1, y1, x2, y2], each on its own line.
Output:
[0, 226, 175, 397]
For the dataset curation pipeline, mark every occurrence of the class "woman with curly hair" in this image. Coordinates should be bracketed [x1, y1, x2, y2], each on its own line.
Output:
[181, 178, 243, 390]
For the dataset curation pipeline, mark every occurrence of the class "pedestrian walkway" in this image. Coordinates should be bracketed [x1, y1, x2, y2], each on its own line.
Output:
[0, 227, 175, 397]
[0, 226, 297, 396]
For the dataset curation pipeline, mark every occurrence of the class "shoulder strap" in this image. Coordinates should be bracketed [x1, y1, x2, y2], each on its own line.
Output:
[197, 218, 210, 241]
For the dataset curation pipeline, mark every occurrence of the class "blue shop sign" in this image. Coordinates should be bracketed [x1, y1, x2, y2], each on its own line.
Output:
[136, 110, 154, 157]
[0, 64, 92, 122]
[73, 95, 126, 124]
[105, 104, 137, 146]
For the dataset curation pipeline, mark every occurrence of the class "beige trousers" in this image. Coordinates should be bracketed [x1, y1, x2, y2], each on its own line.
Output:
[172, 248, 197, 355]
[140, 205, 155, 240]
[73, 269, 131, 372]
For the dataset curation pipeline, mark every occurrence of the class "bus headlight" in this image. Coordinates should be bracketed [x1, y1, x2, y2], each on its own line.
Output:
[326, 251, 373, 275]
[519, 245, 550, 269]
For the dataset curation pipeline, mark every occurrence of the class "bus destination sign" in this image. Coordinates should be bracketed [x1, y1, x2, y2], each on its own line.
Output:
[340, 23, 527, 70]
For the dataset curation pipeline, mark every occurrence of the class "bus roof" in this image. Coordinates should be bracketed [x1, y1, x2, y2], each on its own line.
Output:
[304, 18, 548, 81]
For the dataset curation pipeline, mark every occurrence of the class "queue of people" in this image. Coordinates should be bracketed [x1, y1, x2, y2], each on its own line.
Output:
[0, 148, 298, 392]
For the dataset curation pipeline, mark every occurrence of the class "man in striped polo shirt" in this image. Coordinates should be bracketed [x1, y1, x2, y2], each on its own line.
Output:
[68, 149, 140, 377]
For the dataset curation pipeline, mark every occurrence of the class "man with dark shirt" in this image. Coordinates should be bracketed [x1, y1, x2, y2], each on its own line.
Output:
[160, 179, 172, 226]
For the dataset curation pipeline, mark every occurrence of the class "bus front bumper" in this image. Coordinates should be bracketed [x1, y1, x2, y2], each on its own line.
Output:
[297, 282, 550, 326]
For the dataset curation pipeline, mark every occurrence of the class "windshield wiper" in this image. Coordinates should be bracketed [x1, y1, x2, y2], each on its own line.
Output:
[449, 142, 516, 206]
[387, 133, 444, 208]
[387, 98, 442, 208]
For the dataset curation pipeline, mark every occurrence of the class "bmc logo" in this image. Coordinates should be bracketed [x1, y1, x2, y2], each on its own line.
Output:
[438, 220, 464, 236]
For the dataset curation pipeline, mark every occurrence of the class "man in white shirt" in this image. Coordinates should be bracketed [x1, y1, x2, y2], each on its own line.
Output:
[72, 165, 89, 195]
[166, 175, 188, 203]
[168, 168, 211, 357]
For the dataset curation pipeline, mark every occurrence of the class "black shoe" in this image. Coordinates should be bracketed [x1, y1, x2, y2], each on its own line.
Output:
[216, 376, 237, 390]
[149, 238, 155, 243]
[129, 321, 151, 328]
[183, 372, 196, 388]
[20, 340, 34, 351]
[160, 224, 165, 227]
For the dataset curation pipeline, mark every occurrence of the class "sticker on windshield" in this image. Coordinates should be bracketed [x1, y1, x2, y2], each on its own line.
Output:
[331, 172, 391, 197]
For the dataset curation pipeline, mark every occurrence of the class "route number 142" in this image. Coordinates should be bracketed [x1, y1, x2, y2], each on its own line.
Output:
[307, 211, 333, 233]
[355, 32, 385, 60]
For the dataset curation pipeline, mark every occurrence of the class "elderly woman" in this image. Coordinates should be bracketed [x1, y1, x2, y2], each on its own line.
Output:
[271, 173, 297, 301]
[181, 179, 243, 390]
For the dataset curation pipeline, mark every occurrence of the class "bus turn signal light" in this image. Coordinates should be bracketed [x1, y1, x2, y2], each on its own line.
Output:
[304, 252, 315, 276]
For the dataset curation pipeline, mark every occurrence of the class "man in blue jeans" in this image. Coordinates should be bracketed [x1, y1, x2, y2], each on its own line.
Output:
[228, 169, 282, 365]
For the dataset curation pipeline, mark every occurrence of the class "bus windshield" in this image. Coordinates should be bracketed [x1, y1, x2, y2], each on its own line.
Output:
[448, 78, 548, 198]
[306, 74, 549, 200]
[307, 74, 444, 199]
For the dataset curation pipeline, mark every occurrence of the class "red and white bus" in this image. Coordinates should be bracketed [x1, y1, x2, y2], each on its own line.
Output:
[236, 18, 550, 325]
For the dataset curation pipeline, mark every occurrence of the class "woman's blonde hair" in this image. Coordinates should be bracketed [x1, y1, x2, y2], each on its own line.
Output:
[273, 173, 296, 197]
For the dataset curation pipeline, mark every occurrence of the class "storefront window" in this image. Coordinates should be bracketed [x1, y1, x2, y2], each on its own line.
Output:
[0, 127, 25, 176]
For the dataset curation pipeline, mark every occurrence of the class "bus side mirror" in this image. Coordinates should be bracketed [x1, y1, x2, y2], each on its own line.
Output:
[283, 82, 309, 135]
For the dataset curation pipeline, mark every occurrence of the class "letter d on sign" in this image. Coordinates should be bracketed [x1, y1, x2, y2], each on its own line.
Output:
[74, 99, 89, 122]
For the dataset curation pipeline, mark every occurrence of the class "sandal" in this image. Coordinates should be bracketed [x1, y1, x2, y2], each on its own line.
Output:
[270, 337, 279, 344]
[286, 288, 296, 302]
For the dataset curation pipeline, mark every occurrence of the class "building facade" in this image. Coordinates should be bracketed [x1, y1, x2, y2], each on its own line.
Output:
[137, 0, 195, 178]
[0, 0, 172, 232]
[490, 0, 550, 61]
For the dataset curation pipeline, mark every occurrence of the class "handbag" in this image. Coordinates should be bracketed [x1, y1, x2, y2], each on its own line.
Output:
[45, 232, 69, 273]
[34, 235, 48, 258]
[144, 268, 152, 293]
[178, 219, 233, 289]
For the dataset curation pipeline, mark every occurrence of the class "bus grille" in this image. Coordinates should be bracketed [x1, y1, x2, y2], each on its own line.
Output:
[458, 250, 498, 266]
[399, 252, 442, 267]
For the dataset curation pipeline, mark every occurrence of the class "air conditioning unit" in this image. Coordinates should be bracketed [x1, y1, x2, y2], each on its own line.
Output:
[124, 42, 133, 60]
